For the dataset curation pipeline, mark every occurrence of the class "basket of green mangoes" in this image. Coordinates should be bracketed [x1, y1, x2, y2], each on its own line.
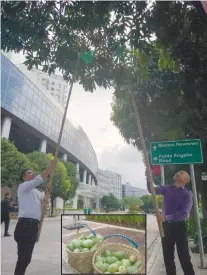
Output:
[66, 224, 104, 273]
[92, 234, 144, 274]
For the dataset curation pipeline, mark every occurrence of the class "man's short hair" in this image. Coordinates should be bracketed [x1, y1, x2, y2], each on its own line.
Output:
[20, 169, 30, 182]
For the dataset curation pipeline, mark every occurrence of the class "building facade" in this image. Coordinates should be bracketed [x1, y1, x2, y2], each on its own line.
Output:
[122, 182, 148, 198]
[17, 64, 68, 107]
[97, 169, 122, 199]
[1, 53, 103, 209]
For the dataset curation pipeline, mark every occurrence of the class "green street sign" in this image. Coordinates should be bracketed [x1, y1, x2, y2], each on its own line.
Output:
[150, 139, 203, 165]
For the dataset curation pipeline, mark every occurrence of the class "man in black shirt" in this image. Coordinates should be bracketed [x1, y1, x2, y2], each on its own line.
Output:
[1, 192, 12, 237]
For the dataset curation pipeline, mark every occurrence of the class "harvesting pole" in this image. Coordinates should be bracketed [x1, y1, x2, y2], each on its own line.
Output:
[37, 56, 80, 242]
[130, 92, 165, 238]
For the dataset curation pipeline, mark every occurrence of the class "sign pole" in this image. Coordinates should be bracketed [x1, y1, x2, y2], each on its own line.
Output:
[160, 165, 165, 186]
[189, 164, 205, 268]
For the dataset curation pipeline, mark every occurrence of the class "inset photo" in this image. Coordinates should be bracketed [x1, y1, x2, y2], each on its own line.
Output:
[61, 214, 146, 275]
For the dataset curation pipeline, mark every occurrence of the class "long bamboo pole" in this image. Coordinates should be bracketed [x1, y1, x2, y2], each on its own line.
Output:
[130, 91, 164, 238]
[37, 56, 81, 242]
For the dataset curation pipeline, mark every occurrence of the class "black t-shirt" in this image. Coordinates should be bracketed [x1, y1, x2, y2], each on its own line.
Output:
[1, 198, 11, 216]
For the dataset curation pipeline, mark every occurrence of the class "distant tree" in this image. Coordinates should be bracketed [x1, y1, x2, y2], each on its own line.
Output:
[156, 195, 163, 209]
[121, 196, 143, 213]
[101, 193, 120, 212]
[63, 161, 79, 200]
[140, 194, 163, 212]
[1, 138, 34, 187]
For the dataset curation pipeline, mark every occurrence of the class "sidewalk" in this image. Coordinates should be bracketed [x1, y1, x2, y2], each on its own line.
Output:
[148, 240, 183, 275]
[148, 239, 206, 275]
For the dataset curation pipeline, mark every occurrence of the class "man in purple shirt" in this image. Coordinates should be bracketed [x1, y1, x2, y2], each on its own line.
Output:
[147, 170, 195, 275]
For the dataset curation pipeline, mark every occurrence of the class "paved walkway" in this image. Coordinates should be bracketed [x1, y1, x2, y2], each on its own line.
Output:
[148, 238, 207, 275]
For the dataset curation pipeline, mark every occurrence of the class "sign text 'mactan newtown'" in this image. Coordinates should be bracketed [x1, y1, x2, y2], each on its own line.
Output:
[158, 141, 199, 148]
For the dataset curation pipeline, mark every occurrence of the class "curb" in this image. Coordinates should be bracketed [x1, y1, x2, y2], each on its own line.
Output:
[147, 236, 162, 274]
[189, 249, 201, 275]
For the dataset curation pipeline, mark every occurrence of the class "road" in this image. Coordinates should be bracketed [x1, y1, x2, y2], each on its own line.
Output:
[1, 215, 158, 275]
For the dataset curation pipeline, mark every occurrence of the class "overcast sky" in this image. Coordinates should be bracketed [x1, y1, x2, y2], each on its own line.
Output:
[9, 52, 147, 190]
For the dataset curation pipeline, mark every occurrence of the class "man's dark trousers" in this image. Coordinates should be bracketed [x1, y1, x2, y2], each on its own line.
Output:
[161, 221, 195, 275]
[14, 218, 39, 275]
[1, 215, 10, 235]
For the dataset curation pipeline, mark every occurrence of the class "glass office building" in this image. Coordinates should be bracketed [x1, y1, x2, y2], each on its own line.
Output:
[1, 53, 98, 179]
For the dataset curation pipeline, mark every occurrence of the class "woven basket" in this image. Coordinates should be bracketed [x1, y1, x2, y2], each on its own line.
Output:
[66, 226, 100, 273]
[92, 234, 145, 274]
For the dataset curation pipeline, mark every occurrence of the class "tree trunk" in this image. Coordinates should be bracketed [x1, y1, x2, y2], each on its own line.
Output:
[201, 180, 207, 219]
[50, 196, 54, 217]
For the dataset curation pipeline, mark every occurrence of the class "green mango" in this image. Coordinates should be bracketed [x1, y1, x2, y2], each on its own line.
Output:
[103, 263, 109, 271]
[82, 239, 94, 248]
[67, 242, 74, 251]
[134, 260, 142, 269]
[72, 239, 82, 249]
[96, 256, 103, 263]
[115, 261, 122, 267]
[74, 248, 81, 253]
[102, 257, 107, 263]
[115, 251, 126, 260]
[104, 250, 112, 257]
[129, 255, 137, 264]
[107, 256, 118, 264]
[90, 245, 97, 252]
[118, 266, 127, 274]
[88, 234, 95, 239]
[127, 266, 138, 274]
[82, 248, 90, 252]
[121, 259, 131, 268]
[108, 263, 119, 273]
[95, 262, 108, 272]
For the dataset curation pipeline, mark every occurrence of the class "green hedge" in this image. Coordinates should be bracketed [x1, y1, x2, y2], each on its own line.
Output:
[86, 215, 146, 228]
[54, 208, 84, 211]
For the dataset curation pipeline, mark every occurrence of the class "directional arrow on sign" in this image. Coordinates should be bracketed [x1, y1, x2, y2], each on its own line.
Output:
[153, 146, 157, 151]
[153, 157, 158, 161]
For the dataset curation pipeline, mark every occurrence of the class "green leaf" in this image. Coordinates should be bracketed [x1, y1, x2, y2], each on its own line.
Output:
[80, 51, 95, 64]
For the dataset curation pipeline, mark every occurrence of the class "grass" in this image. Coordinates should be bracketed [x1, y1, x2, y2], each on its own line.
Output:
[85, 215, 146, 229]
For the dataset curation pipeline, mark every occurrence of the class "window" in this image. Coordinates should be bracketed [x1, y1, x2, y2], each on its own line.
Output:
[52, 82, 55, 85]
[51, 87, 54, 91]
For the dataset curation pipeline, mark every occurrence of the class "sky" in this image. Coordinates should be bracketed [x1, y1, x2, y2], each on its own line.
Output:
[9, 52, 147, 190]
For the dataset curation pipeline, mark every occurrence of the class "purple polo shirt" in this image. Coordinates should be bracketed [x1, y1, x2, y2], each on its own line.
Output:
[147, 181, 193, 222]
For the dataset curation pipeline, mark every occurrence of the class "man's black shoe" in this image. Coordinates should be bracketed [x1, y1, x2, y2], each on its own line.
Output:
[4, 233, 11, 237]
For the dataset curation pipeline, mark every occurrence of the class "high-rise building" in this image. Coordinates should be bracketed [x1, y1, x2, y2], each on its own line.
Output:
[97, 169, 122, 199]
[122, 182, 148, 198]
[31, 68, 68, 107]
[17, 65, 68, 107]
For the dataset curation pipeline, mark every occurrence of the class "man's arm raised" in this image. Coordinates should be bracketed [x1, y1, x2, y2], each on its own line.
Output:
[20, 160, 57, 192]
[146, 170, 167, 195]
